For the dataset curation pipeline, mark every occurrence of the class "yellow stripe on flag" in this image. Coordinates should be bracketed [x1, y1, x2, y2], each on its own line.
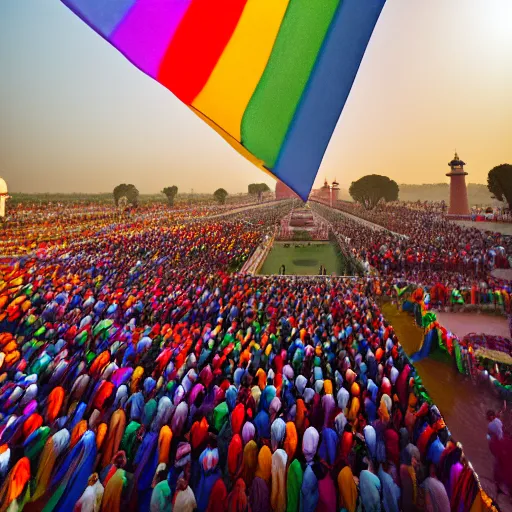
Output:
[188, 106, 275, 179]
[192, 0, 290, 141]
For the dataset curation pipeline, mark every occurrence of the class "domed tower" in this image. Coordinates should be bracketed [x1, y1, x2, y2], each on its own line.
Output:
[0, 178, 8, 218]
[446, 152, 470, 216]
[320, 178, 330, 203]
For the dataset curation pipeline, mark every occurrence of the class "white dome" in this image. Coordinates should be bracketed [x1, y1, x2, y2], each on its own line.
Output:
[0, 178, 7, 194]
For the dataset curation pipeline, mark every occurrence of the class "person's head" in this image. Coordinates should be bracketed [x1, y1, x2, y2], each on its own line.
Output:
[88, 473, 99, 486]
[112, 450, 127, 468]
[486, 409, 496, 422]
[176, 477, 188, 492]
[154, 464, 167, 485]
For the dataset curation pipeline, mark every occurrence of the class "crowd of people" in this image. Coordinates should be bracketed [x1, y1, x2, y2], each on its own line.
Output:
[0, 198, 498, 511]
[0, 198, 285, 258]
[329, 202, 511, 258]
[311, 202, 512, 299]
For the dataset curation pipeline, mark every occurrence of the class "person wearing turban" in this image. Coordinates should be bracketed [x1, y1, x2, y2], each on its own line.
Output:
[227, 434, 243, 480]
[0, 457, 31, 511]
[271, 418, 286, 453]
[286, 459, 302, 512]
[195, 448, 221, 512]
[43, 430, 97, 512]
[302, 427, 319, 464]
[226, 478, 249, 512]
[271, 449, 287, 512]
[149, 464, 171, 512]
[338, 466, 358, 512]
[359, 464, 382, 512]
[206, 479, 227, 512]
[300, 465, 319, 512]
[101, 409, 126, 469]
[73, 472, 104, 512]
[283, 422, 298, 462]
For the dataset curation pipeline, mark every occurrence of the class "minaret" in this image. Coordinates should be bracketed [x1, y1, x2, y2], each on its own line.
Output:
[321, 178, 330, 204]
[446, 152, 470, 216]
[331, 179, 340, 206]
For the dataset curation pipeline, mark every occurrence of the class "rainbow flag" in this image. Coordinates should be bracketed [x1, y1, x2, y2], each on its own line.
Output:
[61, 0, 386, 200]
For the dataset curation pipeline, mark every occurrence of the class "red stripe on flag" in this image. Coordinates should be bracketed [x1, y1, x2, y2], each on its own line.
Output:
[157, 0, 248, 104]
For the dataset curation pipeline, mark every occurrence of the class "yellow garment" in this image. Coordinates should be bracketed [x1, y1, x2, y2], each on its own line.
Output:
[130, 366, 144, 394]
[101, 469, 125, 512]
[270, 450, 287, 512]
[407, 466, 417, 505]
[158, 426, 173, 465]
[338, 467, 358, 512]
[347, 397, 360, 422]
[255, 445, 272, 483]
[101, 409, 126, 469]
[324, 380, 333, 395]
[192, 0, 290, 141]
[31, 442, 56, 502]
[379, 399, 390, 423]
[470, 489, 498, 512]
[251, 386, 261, 408]
[241, 441, 258, 486]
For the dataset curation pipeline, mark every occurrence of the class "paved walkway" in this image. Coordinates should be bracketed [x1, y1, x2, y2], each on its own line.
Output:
[436, 311, 510, 338]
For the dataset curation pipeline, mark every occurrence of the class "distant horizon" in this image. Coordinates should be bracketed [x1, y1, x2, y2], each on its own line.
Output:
[6, 180, 494, 196]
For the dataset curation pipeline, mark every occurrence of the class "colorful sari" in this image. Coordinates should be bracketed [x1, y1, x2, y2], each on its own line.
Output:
[102, 468, 128, 512]
[271, 449, 287, 512]
[43, 430, 97, 512]
[0, 457, 31, 512]
[31, 428, 70, 502]
[101, 409, 126, 469]
[338, 466, 358, 512]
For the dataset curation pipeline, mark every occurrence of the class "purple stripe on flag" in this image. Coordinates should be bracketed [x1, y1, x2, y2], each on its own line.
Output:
[110, 0, 193, 78]
[62, 0, 137, 38]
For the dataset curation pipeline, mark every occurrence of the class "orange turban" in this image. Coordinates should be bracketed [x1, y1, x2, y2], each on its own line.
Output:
[46, 386, 65, 424]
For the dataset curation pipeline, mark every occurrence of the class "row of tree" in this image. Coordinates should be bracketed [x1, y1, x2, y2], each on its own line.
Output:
[114, 165, 512, 211]
[348, 164, 512, 210]
[113, 182, 272, 207]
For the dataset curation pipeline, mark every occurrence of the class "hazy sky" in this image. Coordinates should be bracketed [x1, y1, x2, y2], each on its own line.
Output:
[0, 0, 510, 194]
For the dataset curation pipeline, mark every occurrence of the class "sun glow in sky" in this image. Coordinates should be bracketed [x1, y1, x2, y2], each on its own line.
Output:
[0, 0, 510, 194]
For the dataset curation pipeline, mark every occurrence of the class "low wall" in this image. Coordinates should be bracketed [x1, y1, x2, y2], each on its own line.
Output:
[240, 229, 276, 275]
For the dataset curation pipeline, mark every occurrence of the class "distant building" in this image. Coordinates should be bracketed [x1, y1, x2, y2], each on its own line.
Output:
[310, 178, 341, 205]
[446, 152, 470, 216]
[275, 180, 300, 200]
[0, 178, 8, 218]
